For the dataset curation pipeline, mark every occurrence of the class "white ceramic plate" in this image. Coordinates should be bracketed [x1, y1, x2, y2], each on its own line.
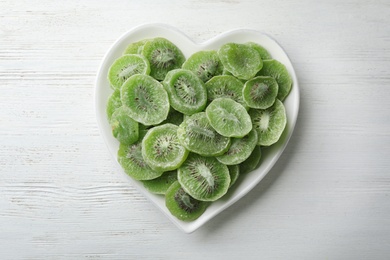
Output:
[95, 24, 299, 233]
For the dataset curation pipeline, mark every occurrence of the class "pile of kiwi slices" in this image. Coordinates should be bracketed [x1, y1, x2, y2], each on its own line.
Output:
[106, 37, 292, 222]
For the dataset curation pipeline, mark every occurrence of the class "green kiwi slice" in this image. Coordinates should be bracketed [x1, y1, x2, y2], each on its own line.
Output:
[106, 89, 122, 120]
[108, 54, 150, 90]
[239, 146, 262, 174]
[165, 181, 208, 221]
[205, 75, 247, 109]
[177, 112, 231, 157]
[249, 99, 287, 146]
[205, 98, 252, 138]
[177, 153, 230, 201]
[162, 69, 207, 115]
[182, 50, 223, 82]
[216, 129, 258, 165]
[245, 42, 272, 60]
[257, 59, 292, 101]
[124, 39, 149, 55]
[218, 43, 263, 80]
[142, 124, 189, 172]
[118, 133, 163, 181]
[142, 170, 178, 195]
[243, 76, 278, 109]
[110, 106, 139, 145]
[141, 37, 186, 80]
[121, 74, 170, 126]
[227, 165, 240, 187]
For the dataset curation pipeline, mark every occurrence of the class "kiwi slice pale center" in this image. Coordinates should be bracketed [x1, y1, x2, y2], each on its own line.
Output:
[257, 112, 270, 131]
[174, 76, 197, 105]
[197, 164, 215, 188]
[175, 188, 200, 212]
[199, 61, 218, 78]
[153, 134, 176, 158]
[118, 64, 141, 80]
[251, 83, 270, 100]
[214, 107, 240, 124]
[134, 85, 155, 111]
[226, 144, 242, 156]
[187, 121, 215, 140]
[152, 49, 175, 68]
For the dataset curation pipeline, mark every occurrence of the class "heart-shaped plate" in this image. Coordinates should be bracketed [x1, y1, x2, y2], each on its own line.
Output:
[95, 24, 299, 233]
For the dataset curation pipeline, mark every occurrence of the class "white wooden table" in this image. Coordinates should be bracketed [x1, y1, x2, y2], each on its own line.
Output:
[1, 1, 389, 259]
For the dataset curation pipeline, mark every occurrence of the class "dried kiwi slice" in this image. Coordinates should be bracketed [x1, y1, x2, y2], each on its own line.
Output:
[142, 170, 177, 195]
[110, 106, 139, 145]
[177, 112, 231, 157]
[117, 132, 163, 181]
[142, 124, 189, 172]
[108, 54, 150, 90]
[142, 37, 186, 80]
[216, 129, 258, 165]
[178, 153, 230, 201]
[205, 98, 252, 138]
[165, 181, 208, 221]
[163, 69, 207, 115]
[182, 50, 223, 82]
[257, 59, 292, 101]
[249, 99, 287, 146]
[239, 146, 262, 174]
[121, 74, 170, 126]
[106, 89, 122, 120]
[243, 76, 278, 109]
[205, 75, 247, 109]
[245, 42, 272, 60]
[218, 43, 263, 80]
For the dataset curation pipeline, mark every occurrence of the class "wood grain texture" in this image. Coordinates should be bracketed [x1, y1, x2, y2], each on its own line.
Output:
[1, 0, 390, 259]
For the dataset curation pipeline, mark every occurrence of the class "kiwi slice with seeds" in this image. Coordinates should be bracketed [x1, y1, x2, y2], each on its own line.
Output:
[206, 98, 252, 138]
[249, 99, 287, 146]
[216, 129, 258, 165]
[182, 50, 223, 82]
[205, 75, 247, 109]
[142, 124, 189, 172]
[165, 181, 208, 221]
[178, 153, 230, 202]
[142, 37, 186, 80]
[118, 131, 163, 181]
[257, 59, 292, 101]
[177, 112, 231, 157]
[108, 54, 150, 90]
[142, 170, 178, 195]
[121, 74, 170, 126]
[218, 43, 263, 80]
[110, 106, 139, 145]
[243, 76, 278, 109]
[163, 69, 207, 115]
[106, 89, 122, 120]
[124, 39, 149, 55]
[245, 42, 272, 60]
[239, 146, 262, 174]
